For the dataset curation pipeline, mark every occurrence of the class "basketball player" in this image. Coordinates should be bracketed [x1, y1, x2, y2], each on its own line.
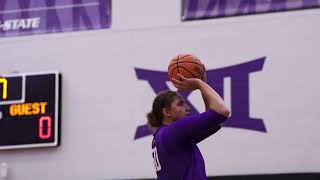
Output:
[147, 73, 230, 180]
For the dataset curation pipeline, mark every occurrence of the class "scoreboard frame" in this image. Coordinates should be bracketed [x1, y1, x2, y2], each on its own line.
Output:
[0, 71, 61, 150]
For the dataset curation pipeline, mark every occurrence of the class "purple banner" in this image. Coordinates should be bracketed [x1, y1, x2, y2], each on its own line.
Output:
[183, 0, 320, 20]
[0, 0, 111, 37]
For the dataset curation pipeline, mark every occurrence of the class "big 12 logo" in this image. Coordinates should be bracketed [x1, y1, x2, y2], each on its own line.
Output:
[134, 57, 266, 140]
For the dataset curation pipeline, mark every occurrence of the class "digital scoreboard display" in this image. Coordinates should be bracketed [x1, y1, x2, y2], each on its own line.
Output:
[0, 71, 60, 150]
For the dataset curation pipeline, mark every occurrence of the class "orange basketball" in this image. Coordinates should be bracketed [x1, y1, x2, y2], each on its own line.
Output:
[168, 54, 205, 81]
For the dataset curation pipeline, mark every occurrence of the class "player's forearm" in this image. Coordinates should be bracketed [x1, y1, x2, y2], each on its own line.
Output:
[198, 81, 230, 117]
[202, 91, 209, 111]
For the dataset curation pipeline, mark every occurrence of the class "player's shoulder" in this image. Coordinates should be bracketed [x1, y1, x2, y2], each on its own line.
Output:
[153, 125, 166, 138]
[153, 126, 169, 143]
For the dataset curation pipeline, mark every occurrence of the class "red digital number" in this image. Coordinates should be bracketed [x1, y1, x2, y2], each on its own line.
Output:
[39, 116, 52, 139]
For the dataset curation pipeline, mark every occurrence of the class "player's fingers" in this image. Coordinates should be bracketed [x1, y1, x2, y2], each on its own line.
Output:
[177, 87, 188, 91]
[172, 82, 182, 88]
[172, 78, 183, 85]
[177, 73, 187, 81]
[172, 83, 186, 90]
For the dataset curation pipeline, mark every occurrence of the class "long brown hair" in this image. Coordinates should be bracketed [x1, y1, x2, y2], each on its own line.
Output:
[147, 90, 180, 128]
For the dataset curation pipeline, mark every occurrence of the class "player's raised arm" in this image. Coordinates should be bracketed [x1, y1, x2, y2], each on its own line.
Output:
[172, 74, 230, 117]
[157, 74, 230, 151]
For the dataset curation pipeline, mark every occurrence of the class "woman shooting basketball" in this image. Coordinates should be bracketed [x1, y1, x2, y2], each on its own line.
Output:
[147, 71, 230, 179]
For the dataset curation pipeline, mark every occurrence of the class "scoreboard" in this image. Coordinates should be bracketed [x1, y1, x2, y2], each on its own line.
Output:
[0, 71, 61, 150]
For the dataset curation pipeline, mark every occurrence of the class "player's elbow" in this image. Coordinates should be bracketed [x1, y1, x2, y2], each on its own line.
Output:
[218, 107, 230, 118]
[209, 108, 230, 118]
[209, 104, 230, 118]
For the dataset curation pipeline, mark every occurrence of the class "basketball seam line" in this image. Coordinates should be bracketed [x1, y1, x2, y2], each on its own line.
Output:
[168, 61, 204, 71]
[170, 68, 177, 80]
[170, 55, 179, 80]
[170, 65, 176, 80]
[176, 55, 180, 75]
[169, 64, 204, 77]
[178, 66, 198, 78]
[172, 54, 191, 61]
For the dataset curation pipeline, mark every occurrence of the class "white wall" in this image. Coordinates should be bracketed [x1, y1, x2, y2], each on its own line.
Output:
[0, 0, 320, 179]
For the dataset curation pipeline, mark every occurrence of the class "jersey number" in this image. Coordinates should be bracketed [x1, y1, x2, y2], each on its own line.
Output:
[152, 147, 161, 172]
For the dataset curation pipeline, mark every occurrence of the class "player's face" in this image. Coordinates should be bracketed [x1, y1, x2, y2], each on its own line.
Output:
[169, 96, 190, 121]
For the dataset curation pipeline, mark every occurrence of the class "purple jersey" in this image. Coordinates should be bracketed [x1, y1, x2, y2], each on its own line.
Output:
[151, 110, 228, 180]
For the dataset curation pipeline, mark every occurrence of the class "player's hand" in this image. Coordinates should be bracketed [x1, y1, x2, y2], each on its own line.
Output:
[202, 72, 207, 83]
[201, 63, 207, 83]
[171, 74, 201, 91]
